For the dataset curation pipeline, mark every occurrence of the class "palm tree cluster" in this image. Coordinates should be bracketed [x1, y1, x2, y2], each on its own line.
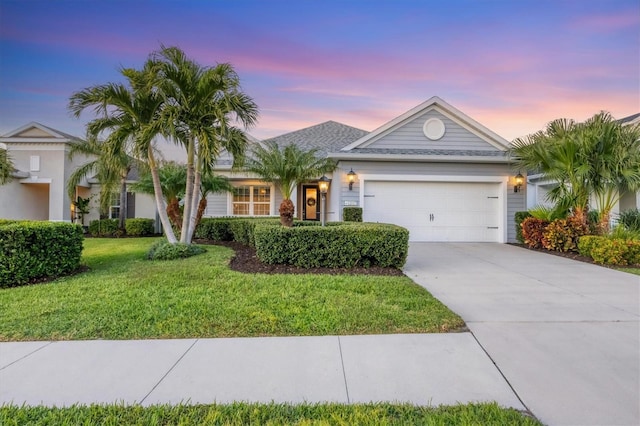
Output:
[130, 161, 232, 231]
[510, 112, 640, 232]
[246, 141, 336, 226]
[68, 46, 258, 244]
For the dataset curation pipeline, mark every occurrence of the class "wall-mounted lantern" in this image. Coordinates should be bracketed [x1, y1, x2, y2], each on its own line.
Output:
[514, 172, 524, 193]
[347, 168, 357, 191]
[318, 175, 331, 226]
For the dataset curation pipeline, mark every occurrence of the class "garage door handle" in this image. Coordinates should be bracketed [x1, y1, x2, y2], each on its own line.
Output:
[487, 226, 499, 229]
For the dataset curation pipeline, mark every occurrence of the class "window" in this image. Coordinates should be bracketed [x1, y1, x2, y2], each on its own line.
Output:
[232, 185, 271, 216]
[109, 193, 120, 219]
[30, 155, 40, 172]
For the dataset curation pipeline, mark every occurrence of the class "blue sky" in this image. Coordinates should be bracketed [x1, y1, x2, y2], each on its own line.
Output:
[1, 0, 638, 141]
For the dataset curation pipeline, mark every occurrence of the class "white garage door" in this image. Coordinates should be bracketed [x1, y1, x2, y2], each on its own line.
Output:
[363, 181, 502, 242]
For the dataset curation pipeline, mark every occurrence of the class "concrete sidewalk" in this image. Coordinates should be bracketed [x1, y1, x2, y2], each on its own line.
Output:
[0, 334, 523, 409]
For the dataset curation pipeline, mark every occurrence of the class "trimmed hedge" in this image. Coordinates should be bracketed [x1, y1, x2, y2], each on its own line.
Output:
[343, 207, 363, 222]
[514, 211, 532, 244]
[578, 235, 640, 266]
[89, 218, 155, 237]
[125, 218, 154, 236]
[0, 221, 84, 288]
[254, 222, 409, 268]
[88, 219, 120, 237]
[195, 217, 283, 246]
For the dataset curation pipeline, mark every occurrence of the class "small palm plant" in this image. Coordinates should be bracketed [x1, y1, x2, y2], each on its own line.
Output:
[246, 141, 336, 227]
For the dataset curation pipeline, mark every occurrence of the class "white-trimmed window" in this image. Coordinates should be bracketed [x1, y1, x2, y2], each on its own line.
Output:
[232, 185, 271, 216]
[109, 193, 120, 219]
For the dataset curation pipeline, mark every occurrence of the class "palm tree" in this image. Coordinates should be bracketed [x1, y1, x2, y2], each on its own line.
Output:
[510, 112, 640, 230]
[66, 135, 136, 230]
[246, 141, 336, 226]
[69, 65, 179, 243]
[149, 46, 258, 243]
[581, 112, 640, 231]
[0, 147, 13, 185]
[131, 161, 232, 230]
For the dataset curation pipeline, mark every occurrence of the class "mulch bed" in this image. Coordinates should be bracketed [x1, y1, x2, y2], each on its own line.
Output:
[197, 240, 405, 276]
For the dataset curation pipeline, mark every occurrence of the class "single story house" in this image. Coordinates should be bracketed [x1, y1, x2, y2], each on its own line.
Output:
[1, 97, 526, 242]
[209, 96, 525, 243]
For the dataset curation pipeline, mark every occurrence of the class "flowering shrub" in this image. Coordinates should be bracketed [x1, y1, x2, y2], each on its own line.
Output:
[521, 217, 549, 249]
[542, 217, 589, 252]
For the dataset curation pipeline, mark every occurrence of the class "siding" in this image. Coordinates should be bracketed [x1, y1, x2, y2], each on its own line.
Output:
[366, 110, 501, 152]
[205, 193, 228, 216]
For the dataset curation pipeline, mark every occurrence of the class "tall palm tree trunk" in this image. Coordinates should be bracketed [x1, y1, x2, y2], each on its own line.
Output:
[185, 167, 202, 243]
[149, 151, 177, 243]
[180, 139, 195, 243]
[118, 175, 127, 231]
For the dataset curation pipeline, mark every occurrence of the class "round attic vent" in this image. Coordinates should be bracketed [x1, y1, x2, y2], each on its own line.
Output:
[423, 118, 446, 140]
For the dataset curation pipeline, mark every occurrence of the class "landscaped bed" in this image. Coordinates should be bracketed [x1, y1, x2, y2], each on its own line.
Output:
[0, 238, 464, 341]
[0, 401, 540, 425]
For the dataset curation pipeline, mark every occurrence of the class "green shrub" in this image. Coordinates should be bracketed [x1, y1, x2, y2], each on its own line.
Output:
[0, 222, 84, 288]
[528, 205, 567, 221]
[514, 211, 532, 243]
[521, 217, 549, 249]
[88, 219, 120, 237]
[343, 207, 363, 222]
[195, 217, 281, 246]
[195, 218, 234, 241]
[609, 224, 640, 240]
[577, 235, 599, 258]
[542, 216, 589, 252]
[146, 239, 206, 260]
[125, 218, 154, 236]
[254, 222, 409, 268]
[618, 208, 640, 232]
[577, 235, 640, 266]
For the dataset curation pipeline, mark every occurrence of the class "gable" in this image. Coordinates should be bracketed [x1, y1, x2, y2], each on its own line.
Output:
[340, 97, 511, 158]
[364, 108, 501, 152]
[15, 127, 55, 138]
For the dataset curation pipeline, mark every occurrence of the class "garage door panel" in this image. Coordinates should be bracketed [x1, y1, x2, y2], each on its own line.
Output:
[363, 181, 500, 242]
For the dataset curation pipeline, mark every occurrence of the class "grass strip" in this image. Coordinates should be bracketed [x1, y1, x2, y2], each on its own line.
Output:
[0, 402, 540, 425]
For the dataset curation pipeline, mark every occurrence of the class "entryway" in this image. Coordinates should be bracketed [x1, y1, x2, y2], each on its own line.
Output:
[302, 185, 320, 221]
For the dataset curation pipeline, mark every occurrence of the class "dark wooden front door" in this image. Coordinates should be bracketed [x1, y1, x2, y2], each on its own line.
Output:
[302, 185, 320, 220]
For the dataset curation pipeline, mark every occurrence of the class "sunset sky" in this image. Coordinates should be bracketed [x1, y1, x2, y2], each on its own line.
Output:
[1, 0, 638, 143]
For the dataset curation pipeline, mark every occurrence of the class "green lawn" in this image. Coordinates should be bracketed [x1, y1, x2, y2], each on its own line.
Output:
[0, 402, 540, 425]
[0, 238, 464, 341]
[619, 267, 640, 276]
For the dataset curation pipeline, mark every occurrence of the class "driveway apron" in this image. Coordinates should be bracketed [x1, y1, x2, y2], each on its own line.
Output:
[404, 242, 640, 426]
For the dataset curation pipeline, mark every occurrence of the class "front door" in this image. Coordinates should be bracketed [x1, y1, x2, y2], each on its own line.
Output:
[302, 185, 320, 220]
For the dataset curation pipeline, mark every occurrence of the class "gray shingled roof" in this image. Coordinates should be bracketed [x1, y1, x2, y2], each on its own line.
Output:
[263, 121, 368, 157]
[619, 112, 640, 124]
[349, 148, 507, 157]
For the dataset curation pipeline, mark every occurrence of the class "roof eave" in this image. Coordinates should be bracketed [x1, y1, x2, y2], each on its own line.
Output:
[328, 152, 512, 163]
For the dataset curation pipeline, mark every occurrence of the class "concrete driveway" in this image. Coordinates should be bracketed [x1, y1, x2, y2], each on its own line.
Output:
[404, 243, 640, 426]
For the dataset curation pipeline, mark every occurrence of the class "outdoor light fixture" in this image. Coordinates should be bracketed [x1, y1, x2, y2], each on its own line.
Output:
[318, 175, 331, 226]
[514, 172, 524, 193]
[347, 168, 357, 191]
[318, 175, 330, 194]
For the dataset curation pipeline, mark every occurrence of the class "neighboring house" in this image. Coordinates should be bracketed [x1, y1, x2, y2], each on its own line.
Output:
[1, 96, 527, 242]
[209, 96, 525, 242]
[525, 112, 640, 214]
[0, 122, 156, 225]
